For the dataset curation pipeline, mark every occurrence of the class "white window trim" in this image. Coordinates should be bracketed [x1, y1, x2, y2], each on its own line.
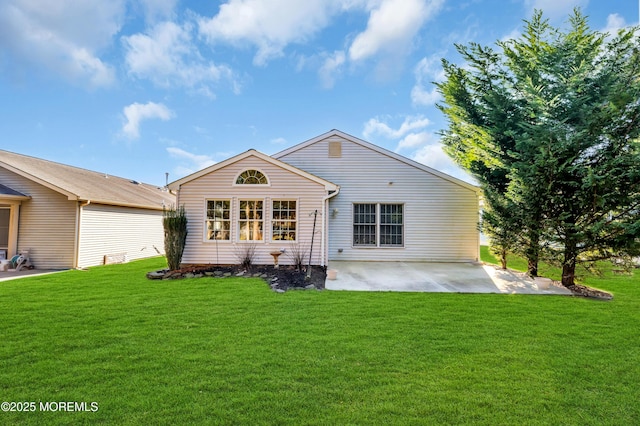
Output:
[352, 202, 404, 248]
[233, 168, 271, 186]
[237, 198, 265, 243]
[204, 199, 232, 243]
[271, 198, 299, 242]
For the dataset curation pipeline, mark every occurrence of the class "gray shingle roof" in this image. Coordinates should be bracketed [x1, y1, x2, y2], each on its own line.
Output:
[0, 183, 28, 198]
[0, 149, 175, 210]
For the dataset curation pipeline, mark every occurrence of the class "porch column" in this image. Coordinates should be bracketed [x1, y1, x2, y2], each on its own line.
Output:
[8, 202, 20, 258]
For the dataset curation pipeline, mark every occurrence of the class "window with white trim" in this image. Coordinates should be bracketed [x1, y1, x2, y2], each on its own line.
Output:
[353, 203, 403, 247]
[236, 169, 268, 185]
[353, 204, 377, 246]
[206, 200, 231, 240]
[272, 200, 297, 241]
[380, 204, 403, 246]
[239, 200, 263, 241]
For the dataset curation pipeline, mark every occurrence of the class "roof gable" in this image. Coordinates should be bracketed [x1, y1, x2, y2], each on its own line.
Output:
[168, 149, 338, 191]
[0, 149, 174, 210]
[273, 129, 479, 193]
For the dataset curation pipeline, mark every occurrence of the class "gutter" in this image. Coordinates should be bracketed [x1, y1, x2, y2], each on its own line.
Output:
[321, 186, 340, 267]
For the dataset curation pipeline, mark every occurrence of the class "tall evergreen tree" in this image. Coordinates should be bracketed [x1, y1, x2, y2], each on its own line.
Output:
[438, 9, 640, 287]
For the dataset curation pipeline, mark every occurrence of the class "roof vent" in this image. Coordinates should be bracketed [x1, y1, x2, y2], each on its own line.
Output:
[328, 141, 342, 158]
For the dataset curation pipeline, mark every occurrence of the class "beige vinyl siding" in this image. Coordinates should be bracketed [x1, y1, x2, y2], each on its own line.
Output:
[0, 167, 76, 269]
[178, 156, 327, 266]
[278, 135, 480, 262]
[77, 204, 165, 268]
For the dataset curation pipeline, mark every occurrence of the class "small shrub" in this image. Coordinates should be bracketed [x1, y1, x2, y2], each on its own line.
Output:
[287, 243, 308, 271]
[235, 244, 257, 269]
[163, 205, 188, 271]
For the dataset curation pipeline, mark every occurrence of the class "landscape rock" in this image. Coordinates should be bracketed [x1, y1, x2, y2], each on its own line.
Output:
[146, 264, 326, 292]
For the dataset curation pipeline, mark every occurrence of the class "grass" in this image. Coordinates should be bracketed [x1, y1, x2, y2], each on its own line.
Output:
[1, 253, 638, 425]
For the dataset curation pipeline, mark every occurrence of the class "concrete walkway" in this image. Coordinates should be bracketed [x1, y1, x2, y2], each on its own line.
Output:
[0, 269, 64, 282]
[325, 261, 572, 295]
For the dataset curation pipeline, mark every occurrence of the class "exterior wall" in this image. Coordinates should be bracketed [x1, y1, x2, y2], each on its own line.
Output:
[277, 135, 480, 262]
[0, 167, 76, 269]
[77, 204, 165, 268]
[177, 156, 328, 266]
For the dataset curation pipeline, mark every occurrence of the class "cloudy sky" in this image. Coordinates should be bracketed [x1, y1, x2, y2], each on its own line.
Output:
[0, 0, 636, 185]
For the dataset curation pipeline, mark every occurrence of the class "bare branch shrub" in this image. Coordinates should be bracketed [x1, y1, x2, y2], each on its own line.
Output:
[234, 244, 257, 269]
[286, 243, 308, 271]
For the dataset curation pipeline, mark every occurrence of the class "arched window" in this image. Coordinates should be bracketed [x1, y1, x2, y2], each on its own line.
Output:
[236, 169, 268, 185]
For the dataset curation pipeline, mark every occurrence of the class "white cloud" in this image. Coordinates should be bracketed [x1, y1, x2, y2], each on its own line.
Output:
[198, 0, 444, 79]
[411, 54, 445, 106]
[397, 131, 435, 150]
[198, 0, 345, 66]
[524, 0, 588, 20]
[602, 13, 627, 35]
[412, 141, 474, 183]
[364, 115, 473, 182]
[137, 0, 177, 22]
[167, 147, 217, 177]
[319, 50, 346, 89]
[363, 115, 431, 140]
[123, 20, 237, 96]
[0, 0, 123, 87]
[500, 28, 521, 43]
[122, 102, 175, 139]
[348, 0, 444, 63]
[270, 137, 288, 145]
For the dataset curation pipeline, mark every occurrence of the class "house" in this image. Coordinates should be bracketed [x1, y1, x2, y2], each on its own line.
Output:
[0, 149, 175, 269]
[168, 130, 480, 267]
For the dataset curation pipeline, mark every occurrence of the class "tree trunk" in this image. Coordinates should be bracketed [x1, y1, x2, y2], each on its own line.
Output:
[525, 233, 539, 277]
[525, 243, 539, 276]
[561, 242, 577, 288]
[527, 257, 538, 277]
[500, 249, 507, 269]
[561, 261, 576, 288]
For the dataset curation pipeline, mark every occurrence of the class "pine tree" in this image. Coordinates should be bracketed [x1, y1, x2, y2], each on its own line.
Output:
[438, 9, 640, 287]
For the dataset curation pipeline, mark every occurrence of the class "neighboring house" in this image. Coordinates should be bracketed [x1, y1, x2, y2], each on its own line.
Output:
[0, 149, 175, 269]
[169, 130, 480, 267]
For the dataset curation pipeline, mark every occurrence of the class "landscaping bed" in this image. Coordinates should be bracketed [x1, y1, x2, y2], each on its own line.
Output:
[565, 283, 613, 300]
[147, 264, 326, 292]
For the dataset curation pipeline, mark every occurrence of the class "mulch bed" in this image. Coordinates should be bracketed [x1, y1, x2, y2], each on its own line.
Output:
[147, 264, 326, 292]
[565, 283, 613, 300]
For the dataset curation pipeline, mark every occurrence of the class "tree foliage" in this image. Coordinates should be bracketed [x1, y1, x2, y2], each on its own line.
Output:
[438, 9, 640, 286]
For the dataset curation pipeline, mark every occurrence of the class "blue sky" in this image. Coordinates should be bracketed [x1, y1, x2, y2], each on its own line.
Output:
[1, 0, 637, 186]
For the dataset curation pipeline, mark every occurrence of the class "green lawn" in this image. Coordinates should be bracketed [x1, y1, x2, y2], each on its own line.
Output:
[1, 253, 638, 425]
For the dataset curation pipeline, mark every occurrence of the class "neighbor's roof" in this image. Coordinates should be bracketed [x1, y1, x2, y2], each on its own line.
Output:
[0, 149, 175, 210]
[273, 129, 480, 193]
[168, 149, 338, 191]
[0, 183, 30, 200]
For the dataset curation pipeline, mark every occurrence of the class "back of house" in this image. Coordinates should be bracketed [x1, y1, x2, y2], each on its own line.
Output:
[274, 130, 480, 263]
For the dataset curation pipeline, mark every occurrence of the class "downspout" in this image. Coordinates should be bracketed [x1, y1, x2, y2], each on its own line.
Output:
[321, 186, 340, 267]
[74, 200, 91, 269]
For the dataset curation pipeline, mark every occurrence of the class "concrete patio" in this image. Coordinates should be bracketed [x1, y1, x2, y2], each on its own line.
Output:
[325, 261, 572, 295]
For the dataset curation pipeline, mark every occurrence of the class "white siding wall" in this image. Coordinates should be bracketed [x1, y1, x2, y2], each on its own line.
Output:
[278, 135, 480, 262]
[77, 204, 165, 268]
[0, 167, 76, 269]
[177, 156, 327, 266]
